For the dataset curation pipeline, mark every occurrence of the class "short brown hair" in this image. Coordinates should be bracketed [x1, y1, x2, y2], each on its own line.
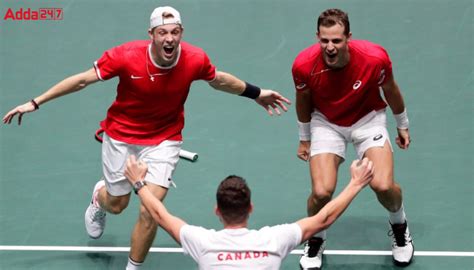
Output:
[317, 9, 350, 36]
[216, 175, 251, 224]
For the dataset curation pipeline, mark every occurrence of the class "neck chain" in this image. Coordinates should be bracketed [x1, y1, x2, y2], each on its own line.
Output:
[311, 66, 331, 76]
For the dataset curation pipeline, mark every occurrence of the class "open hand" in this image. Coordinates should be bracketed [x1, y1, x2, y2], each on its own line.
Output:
[3, 101, 37, 125]
[255, 89, 291, 116]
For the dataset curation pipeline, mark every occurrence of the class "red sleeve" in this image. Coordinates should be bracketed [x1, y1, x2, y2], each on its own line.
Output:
[292, 62, 308, 92]
[197, 53, 216, 82]
[377, 47, 393, 85]
[93, 45, 124, 81]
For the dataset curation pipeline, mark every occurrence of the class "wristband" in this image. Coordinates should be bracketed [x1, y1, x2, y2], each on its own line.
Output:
[298, 121, 311, 141]
[133, 180, 147, 194]
[30, 99, 39, 110]
[394, 108, 409, 129]
[240, 82, 261, 99]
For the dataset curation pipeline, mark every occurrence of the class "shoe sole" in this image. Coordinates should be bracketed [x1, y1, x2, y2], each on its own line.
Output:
[393, 258, 413, 267]
[88, 232, 103, 239]
[393, 244, 414, 267]
[300, 262, 322, 270]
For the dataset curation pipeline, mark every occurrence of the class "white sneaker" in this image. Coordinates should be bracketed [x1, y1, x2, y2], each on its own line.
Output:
[84, 180, 106, 239]
[299, 237, 325, 270]
[389, 221, 414, 266]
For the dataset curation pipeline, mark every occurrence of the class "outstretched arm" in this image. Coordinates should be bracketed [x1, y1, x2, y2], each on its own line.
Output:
[3, 68, 99, 125]
[296, 158, 374, 242]
[124, 155, 187, 244]
[208, 71, 291, 116]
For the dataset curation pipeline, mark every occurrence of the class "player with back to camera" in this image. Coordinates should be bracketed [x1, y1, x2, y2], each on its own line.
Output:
[292, 8, 414, 269]
[124, 155, 375, 269]
[3, 6, 290, 270]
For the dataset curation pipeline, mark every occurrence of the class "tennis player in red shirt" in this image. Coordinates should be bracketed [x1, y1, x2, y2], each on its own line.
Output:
[293, 9, 414, 269]
[3, 6, 290, 270]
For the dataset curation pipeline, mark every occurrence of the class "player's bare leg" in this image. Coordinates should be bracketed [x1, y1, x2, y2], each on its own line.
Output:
[300, 153, 341, 270]
[97, 186, 131, 214]
[364, 141, 414, 266]
[128, 183, 168, 268]
[307, 153, 341, 215]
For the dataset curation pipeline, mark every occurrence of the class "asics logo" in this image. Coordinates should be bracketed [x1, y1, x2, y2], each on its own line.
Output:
[130, 75, 143, 79]
[296, 83, 307, 90]
[373, 134, 383, 141]
[378, 69, 386, 85]
[353, 80, 362, 90]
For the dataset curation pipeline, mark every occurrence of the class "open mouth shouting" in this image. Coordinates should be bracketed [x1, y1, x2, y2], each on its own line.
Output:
[162, 44, 176, 60]
[325, 51, 338, 66]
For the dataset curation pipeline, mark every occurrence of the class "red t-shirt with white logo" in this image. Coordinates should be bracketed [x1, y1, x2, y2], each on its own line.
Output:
[94, 40, 216, 145]
[292, 40, 392, 126]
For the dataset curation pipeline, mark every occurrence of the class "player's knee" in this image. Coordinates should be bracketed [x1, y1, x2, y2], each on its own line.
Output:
[310, 188, 333, 204]
[107, 198, 129, 214]
[139, 206, 158, 229]
[371, 179, 394, 194]
[108, 202, 127, 214]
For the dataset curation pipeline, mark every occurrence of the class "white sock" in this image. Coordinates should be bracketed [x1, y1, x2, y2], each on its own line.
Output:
[125, 257, 142, 270]
[93, 189, 102, 208]
[92, 181, 107, 209]
[314, 230, 327, 240]
[389, 203, 407, 224]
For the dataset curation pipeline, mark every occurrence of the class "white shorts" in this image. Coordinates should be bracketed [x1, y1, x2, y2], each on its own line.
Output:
[310, 109, 392, 159]
[102, 133, 182, 196]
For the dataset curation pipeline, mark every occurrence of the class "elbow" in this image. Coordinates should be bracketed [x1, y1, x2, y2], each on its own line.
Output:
[318, 210, 336, 231]
[319, 217, 331, 231]
[320, 221, 331, 231]
[148, 211, 163, 226]
[75, 76, 93, 91]
[76, 81, 87, 91]
[208, 81, 220, 90]
[74, 70, 96, 91]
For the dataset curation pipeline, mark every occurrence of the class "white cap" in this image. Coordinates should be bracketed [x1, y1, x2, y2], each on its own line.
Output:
[150, 6, 182, 29]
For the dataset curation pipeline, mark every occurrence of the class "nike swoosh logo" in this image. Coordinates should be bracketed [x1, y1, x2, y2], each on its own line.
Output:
[130, 75, 143, 79]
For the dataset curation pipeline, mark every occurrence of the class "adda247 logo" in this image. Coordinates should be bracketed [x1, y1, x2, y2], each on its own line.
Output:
[4, 8, 63, 20]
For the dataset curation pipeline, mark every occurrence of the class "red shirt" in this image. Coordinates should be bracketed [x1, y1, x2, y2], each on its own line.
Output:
[292, 40, 392, 126]
[94, 40, 216, 145]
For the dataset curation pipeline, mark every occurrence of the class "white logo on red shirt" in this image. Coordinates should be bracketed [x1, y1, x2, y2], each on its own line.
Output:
[353, 80, 362, 90]
[296, 83, 307, 90]
[130, 75, 144, 79]
[217, 251, 269, 261]
[378, 69, 386, 85]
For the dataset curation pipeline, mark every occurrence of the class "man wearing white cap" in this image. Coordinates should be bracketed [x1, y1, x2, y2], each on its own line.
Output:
[2, 6, 291, 270]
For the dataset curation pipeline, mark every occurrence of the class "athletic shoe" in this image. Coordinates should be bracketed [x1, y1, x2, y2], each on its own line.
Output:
[389, 221, 414, 266]
[299, 237, 325, 270]
[84, 180, 106, 239]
